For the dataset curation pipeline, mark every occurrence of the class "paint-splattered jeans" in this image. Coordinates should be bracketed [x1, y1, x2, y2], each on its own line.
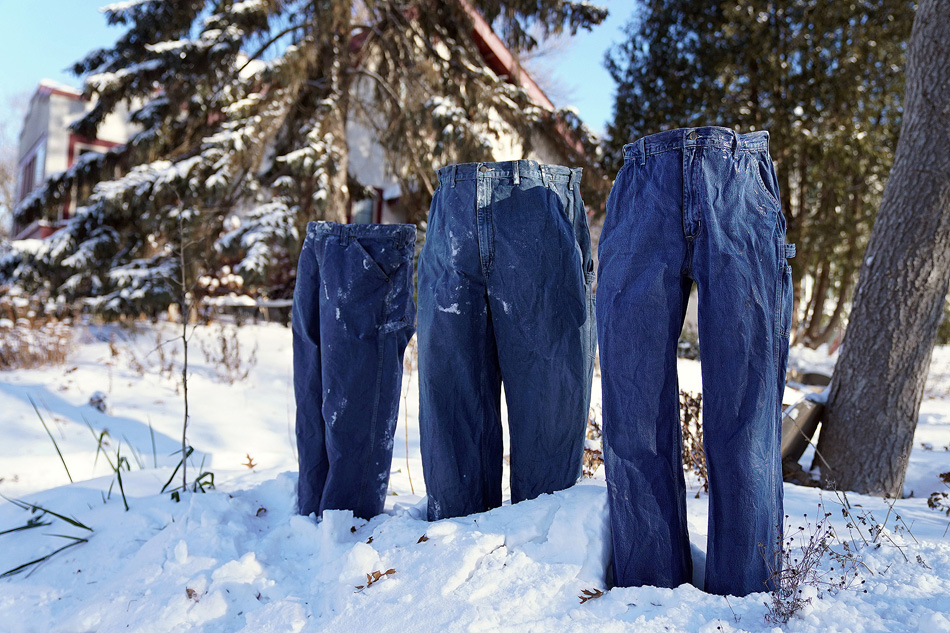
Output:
[293, 220, 416, 520]
[598, 127, 794, 596]
[417, 160, 596, 521]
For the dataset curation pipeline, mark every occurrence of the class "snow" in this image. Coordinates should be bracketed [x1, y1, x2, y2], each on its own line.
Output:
[37, 79, 83, 96]
[86, 59, 162, 92]
[146, 39, 196, 54]
[232, 0, 264, 13]
[2, 323, 950, 632]
[10, 239, 44, 255]
[202, 294, 262, 308]
[216, 200, 299, 278]
[100, 0, 155, 13]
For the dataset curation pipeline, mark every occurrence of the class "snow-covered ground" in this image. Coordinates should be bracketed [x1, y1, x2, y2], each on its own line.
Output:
[1, 322, 950, 633]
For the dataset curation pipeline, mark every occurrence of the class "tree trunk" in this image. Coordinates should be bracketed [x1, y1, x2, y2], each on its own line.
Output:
[809, 272, 851, 349]
[324, 95, 351, 224]
[810, 215, 861, 348]
[817, 0, 950, 496]
[804, 262, 830, 344]
[324, 13, 353, 225]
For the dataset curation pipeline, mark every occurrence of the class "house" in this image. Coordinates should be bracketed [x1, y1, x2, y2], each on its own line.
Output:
[13, 80, 132, 239]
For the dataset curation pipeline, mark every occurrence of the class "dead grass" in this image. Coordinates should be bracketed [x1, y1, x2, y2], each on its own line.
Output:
[0, 298, 74, 369]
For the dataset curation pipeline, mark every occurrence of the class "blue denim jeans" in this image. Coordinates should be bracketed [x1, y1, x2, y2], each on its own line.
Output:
[293, 221, 416, 520]
[598, 128, 794, 596]
[418, 160, 596, 521]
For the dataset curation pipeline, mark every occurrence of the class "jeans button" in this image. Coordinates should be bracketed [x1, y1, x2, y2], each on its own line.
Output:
[479, 165, 489, 173]
[688, 131, 698, 140]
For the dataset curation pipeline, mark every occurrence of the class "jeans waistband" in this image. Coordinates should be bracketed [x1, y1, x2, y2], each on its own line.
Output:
[623, 127, 770, 163]
[307, 220, 417, 247]
[437, 160, 582, 187]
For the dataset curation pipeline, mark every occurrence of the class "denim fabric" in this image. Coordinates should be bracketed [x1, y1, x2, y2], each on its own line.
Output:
[598, 127, 794, 596]
[418, 160, 596, 521]
[293, 220, 416, 520]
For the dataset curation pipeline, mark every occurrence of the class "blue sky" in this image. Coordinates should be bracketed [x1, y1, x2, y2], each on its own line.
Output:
[545, 1, 633, 134]
[0, 1, 123, 105]
[0, 0, 633, 135]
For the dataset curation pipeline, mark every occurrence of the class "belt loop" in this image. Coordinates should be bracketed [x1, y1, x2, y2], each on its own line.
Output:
[637, 137, 646, 166]
[450, 164, 457, 188]
[731, 129, 741, 159]
[512, 160, 520, 186]
[339, 226, 349, 246]
[540, 166, 549, 187]
[568, 169, 578, 189]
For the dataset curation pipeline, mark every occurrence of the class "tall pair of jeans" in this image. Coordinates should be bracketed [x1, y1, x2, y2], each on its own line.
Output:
[418, 160, 596, 521]
[598, 128, 794, 596]
[293, 220, 416, 520]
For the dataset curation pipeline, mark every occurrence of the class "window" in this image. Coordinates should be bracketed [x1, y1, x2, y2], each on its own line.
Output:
[16, 138, 45, 202]
[17, 155, 36, 202]
[351, 198, 374, 224]
[34, 140, 45, 184]
[350, 188, 383, 224]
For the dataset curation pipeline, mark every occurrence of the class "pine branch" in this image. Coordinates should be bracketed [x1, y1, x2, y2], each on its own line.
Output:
[238, 21, 309, 73]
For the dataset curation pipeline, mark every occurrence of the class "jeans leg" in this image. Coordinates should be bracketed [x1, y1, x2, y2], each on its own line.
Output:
[418, 183, 503, 520]
[486, 177, 591, 503]
[295, 222, 415, 521]
[293, 235, 328, 517]
[691, 147, 786, 596]
[598, 155, 694, 589]
[321, 228, 415, 520]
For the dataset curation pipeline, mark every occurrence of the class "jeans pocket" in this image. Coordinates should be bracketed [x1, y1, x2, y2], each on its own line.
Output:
[349, 238, 392, 282]
[548, 179, 574, 224]
[343, 237, 416, 334]
[381, 258, 416, 334]
[751, 153, 781, 209]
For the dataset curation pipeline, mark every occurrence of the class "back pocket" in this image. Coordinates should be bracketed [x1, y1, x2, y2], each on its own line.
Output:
[350, 238, 393, 282]
[351, 237, 415, 333]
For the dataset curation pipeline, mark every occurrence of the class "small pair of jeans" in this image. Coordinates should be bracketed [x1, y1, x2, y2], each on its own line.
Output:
[293, 220, 416, 520]
[598, 127, 794, 596]
[418, 160, 596, 521]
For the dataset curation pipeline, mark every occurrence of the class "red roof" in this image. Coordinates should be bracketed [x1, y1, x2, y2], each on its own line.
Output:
[460, 0, 556, 111]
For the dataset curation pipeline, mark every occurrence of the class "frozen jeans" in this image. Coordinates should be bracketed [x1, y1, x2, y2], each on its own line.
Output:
[418, 160, 596, 521]
[598, 128, 794, 596]
[293, 220, 416, 520]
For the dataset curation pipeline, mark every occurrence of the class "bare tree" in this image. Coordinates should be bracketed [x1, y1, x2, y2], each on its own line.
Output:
[818, 0, 950, 496]
[515, 26, 578, 107]
[0, 94, 27, 240]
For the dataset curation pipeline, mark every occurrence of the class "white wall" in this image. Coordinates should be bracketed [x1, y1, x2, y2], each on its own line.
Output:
[18, 83, 134, 204]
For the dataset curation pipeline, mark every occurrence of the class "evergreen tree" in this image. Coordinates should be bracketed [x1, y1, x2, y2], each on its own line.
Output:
[605, 1, 914, 347]
[2, 0, 606, 315]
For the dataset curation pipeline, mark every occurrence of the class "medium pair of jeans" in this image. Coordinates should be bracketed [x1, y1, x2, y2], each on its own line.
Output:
[418, 160, 596, 521]
[598, 127, 794, 596]
[293, 221, 416, 520]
